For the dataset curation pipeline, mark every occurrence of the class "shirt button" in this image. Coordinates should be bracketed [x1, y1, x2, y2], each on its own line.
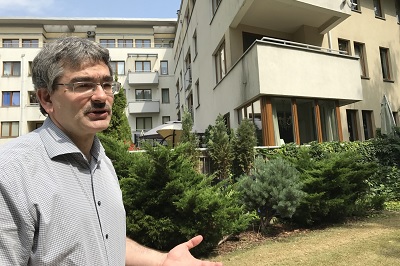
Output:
[105, 234, 109, 239]
[97, 201, 101, 206]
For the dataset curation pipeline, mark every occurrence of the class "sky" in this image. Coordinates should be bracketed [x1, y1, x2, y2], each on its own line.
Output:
[0, 0, 182, 19]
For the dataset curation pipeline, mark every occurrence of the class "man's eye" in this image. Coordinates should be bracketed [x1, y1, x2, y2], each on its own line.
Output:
[75, 82, 93, 89]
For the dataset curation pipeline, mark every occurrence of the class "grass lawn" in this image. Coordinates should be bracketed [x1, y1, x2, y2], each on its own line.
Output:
[212, 210, 400, 266]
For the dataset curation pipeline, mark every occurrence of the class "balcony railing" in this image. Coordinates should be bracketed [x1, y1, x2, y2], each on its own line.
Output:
[128, 71, 159, 85]
[128, 100, 160, 114]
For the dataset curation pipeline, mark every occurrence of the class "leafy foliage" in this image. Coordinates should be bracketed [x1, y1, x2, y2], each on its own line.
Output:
[180, 110, 200, 166]
[238, 157, 304, 232]
[122, 143, 252, 256]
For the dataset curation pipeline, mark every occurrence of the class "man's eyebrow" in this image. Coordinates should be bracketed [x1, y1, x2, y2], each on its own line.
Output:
[68, 76, 113, 83]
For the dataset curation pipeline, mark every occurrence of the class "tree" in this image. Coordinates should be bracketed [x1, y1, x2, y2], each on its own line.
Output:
[207, 114, 234, 180]
[180, 110, 200, 167]
[232, 118, 257, 178]
[238, 157, 304, 232]
[102, 76, 132, 143]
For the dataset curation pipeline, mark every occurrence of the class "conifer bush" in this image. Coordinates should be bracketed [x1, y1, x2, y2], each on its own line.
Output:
[237, 157, 304, 232]
[121, 143, 252, 256]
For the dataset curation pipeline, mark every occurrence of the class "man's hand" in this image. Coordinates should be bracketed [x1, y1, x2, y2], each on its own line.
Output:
[161, 235, 223, 266]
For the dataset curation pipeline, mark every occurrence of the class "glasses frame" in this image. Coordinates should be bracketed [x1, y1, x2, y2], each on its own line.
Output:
[55, 81, 121, 96]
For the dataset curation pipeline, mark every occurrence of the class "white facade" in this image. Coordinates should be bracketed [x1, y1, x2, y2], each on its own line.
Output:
[173, 0, 400, 145]
[0, 18, 177, 145]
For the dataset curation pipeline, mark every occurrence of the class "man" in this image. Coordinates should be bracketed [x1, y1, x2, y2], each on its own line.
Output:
[0, 36, 222, 266]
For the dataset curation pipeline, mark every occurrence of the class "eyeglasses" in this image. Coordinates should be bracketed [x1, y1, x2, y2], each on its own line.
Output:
[55, 81, 121, 96]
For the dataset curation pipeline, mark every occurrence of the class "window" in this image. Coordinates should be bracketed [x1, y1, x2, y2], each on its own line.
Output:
[338, 39, 350, 55]
[1, 122, 19, 138]
[117, 39, 133, 48]
[137, 117, 152, 130]
[362, 110, 374, 140]
[396, 0, 400, 23]
[193, 31, 198, 57]
[379, 47, 392, 80]
[135, 89, 152, 101]
[162, 88, 170, 103]
[28, 91, 38, 105]
[135, 61, 151, 72]
[3, 39, 19, 48]
[3, 62, 21, 76]
[354, 42, 368, 78]
[99, 39, 115, 48]
[160, 61, 168, 75]
[195, 80, 200, 107]
[214, 41, 226, 83]
[162, 116, 170, 124]
[2, 91, 20, 106]
[373, 0, 383, 18]
[28, 61, 33, 76]
[351, 0, 360, 11]
[212, 0, 222, 15]
[22, 39, 39, 48]
[110, 61, 125, 75]
[135, 39, 151, 48]
[346, 109, 360, 141]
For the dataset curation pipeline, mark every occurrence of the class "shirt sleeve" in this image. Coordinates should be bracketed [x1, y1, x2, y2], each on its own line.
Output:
[0, 171, 35, 265]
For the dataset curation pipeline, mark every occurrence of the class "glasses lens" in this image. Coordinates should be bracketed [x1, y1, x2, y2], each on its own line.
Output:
[73, 82, 96, 94]
[102, 82, 114, 94]
[112, 82, 121, 95]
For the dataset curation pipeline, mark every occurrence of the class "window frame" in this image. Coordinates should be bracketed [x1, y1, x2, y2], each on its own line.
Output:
[338, 38, 351, 55]
[99, 39, 116, 48]
[3, 61, 21, 76]
[160, 61, 168, 75]
[354, 42, 368, 78]
[2, 91, 20, 107]
[373, 0, 384, 18]
[117, 39, 133, 48]
[110, 61, 125, 75]
[3, 39, 19, 48]
[135, 39, 151, 48]
[136, 117, 152, 131]
[379, 47, 392, 81]
[135, 61, 151, 72]
[351, 0, 361, 12]
[22, 39, 39, 48]
[161, 88, 170, 104]
[1, 121, 19, 138]
[214, 41, 226, 83]
[135, 89, 152, 101]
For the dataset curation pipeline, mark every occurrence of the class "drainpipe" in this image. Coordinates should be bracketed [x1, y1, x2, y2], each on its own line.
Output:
[20, 53, 25, 136]
[327, 30, 333, 52]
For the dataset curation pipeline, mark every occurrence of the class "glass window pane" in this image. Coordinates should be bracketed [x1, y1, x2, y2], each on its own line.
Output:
[144, 61, 151, 71]
[12, 92, 20, 106]
[2, 92, 11, 106]
[3, 63, 11, 75]
[12, 62, 21, 76]
[11, 122, 19, 137]
[117, 62, 125, 75]
[1, 123, 9, 137]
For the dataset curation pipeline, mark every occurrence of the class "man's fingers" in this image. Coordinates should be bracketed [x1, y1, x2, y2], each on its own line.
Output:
[186, 235, 203, 250]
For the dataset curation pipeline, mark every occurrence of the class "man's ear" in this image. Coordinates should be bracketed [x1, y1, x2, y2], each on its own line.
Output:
[36, 89, 53, 114]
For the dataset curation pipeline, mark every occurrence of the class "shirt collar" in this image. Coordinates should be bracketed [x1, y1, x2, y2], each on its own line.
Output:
[39, 117, 104, 161]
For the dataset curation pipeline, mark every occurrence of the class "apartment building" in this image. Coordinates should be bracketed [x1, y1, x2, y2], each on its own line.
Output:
[173, 0, 400, 146]
[0, 18, 177, 145]
[1, 0, 399, 147]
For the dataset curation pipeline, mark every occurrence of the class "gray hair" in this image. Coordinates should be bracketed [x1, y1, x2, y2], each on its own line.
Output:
[32, 36, 113, 115]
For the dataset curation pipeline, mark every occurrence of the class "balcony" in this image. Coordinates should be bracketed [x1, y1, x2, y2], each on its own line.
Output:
[231, 0, 351, 34]
[215, 37, 362, 107]
[128, 100, 160, 114]
[128, 71, 159, 85]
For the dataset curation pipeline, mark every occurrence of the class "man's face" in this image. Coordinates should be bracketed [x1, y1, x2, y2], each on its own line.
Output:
[44, 62, 114, 140]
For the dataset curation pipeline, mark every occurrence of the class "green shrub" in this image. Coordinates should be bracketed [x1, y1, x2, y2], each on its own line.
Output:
[237, 157, 304, 232]
[122, 143, 252, 256]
